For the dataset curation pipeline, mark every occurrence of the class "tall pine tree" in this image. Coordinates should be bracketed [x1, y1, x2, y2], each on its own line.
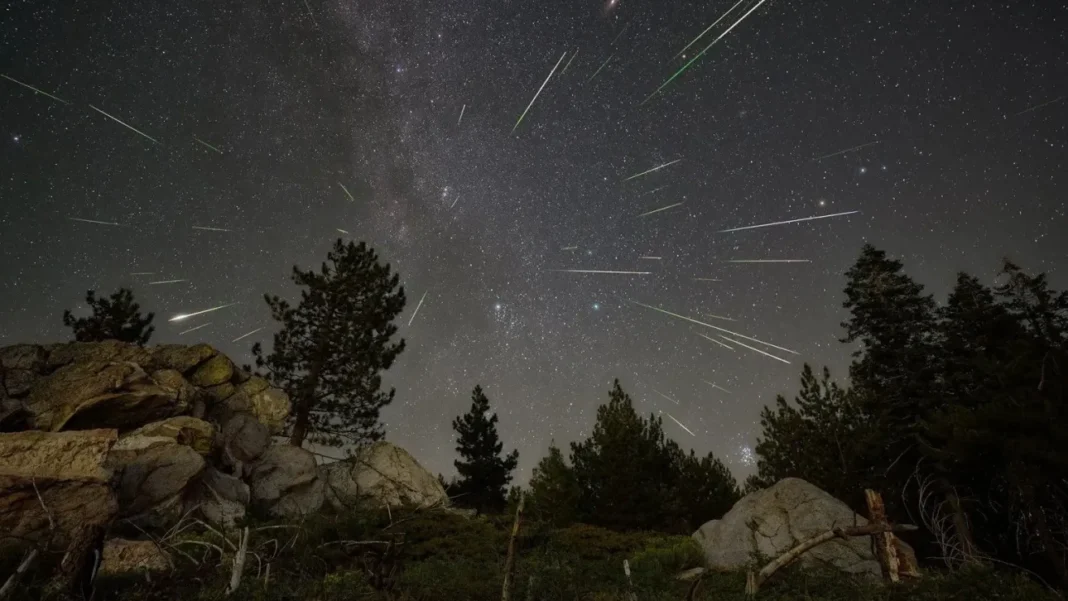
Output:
[528, 443, 580, 526]
[252, 239, 406, 448]
[451, 385, 519, 514]
[62, 288, 154, 345]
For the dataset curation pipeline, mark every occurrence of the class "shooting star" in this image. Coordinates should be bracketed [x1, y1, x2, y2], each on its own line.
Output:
[725, 259, 811, 263]
[88, 105, 160, 145]
[169, 302, 239, 322]
[337, 229, 350, 234]
[407, 291, 428, 326]
[693, 278, 721, 282]
[811, 141, 880, 161]
[672, 0, 748, 60]
[1, 74, 69, 105]
[642, 185, 669, 196]
[623, 159, 682, 182]
[561, 49, 579, 74]
[663, 412, 696, 437]
[192, 226, 232, 232]
[702, 380, 733, 394]
[231, 327, 264, 343]
[561, 246, 578, 251]
[457, 104, 466, 125]
[551, 269, 651, 275]
[512, 51, 567, 134]
[719, 210, 859, 233]
[1012, 95, 1066, 117]
[653, 389, 681, 405]
[610, 22, 631, 46]
[450, 195, 461, 209]
[338, 182, 356, 202]
[148, 279, 188, 285]
[129, 272, 154, 276]
[193, 136, 223, 154]
[719, 334, 791, 364]
[639, 256, 662, 260]
[69, 217, 123, 227]
[697, 332, 735, 350]
[628, 300, 799, 355]
[702, 313, 737, 322]
[179, 322, 212, 336]
[302, 0, 318, 27]
[637, 202, 684, 218]
[587, 53, 615, 85]
[642, 0, 770, 104]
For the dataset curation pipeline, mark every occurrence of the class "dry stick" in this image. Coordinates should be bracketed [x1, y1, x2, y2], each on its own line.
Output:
[865, 489, 901, 583]
[744, 522, 918, 596]
[225, 527, 249, 596]
[622, 559, 637, 601]
[0, 549, 39, 601]
[500, 492, 525, 601]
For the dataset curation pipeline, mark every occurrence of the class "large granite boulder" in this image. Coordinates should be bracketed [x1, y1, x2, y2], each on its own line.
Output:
[189, 466, 250, 529]
[247, 445, 323, 518]
[0, 429, 119, 545]
[114, 416, 216, 457]
[321, 441, 448, 511]
[108, 441, 206, 519]
[212, 376, 290, 435]
[692, 478, 899, 577]
[218, 412, 269, 472]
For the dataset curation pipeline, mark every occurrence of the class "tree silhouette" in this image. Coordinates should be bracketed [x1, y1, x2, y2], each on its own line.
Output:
[451, 385, 519, 514]
[62, 288, 154, 345]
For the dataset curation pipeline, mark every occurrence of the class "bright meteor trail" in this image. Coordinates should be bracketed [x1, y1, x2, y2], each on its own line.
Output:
[551, 269, 652, 275]
[512, 51, 567, 134]
[628, 300, 799, 355]
[811, 141, 880, 161]
[702, 380, 733, 394]
[231, 328, 264, 343]
[587, 53, 615, 84]
[718, 210, 859, 233]
[725, 259, 811, 263]
[168, 302, 239, 322]
[697, 332, 734, 350]
[654, 389, 680, 405]
[623, 159, 682, 182]
[719, 334, 792, 364]
[561, 49, 579, 74]
[2, 74, 69, 105]
[193, 136, 223, 154]
[179, 322, 213, 336]
[637, 202, 684, 218]
[88, 105, 160, 145]
[69, 217, 124, 227]
[338, 182, 356, 202]
[663, 411, 696, 437]
[671, 0, 747, 60]
[408, 291, 428, 326]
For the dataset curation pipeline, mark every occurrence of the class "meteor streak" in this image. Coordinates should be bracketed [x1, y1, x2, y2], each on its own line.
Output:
[302, 0, 318, 27]
[169, 302, 239, 322]
[610, 22, 631, 46]
[639, 256, 662, 260]
[719, 334, 791, 364]
[719, 210, 859, 233]
[193, 136, 223, 154]
[551, 269, 651, 275]
[702, 380, 733, 394]
[69, 217, 124, 227]
[561, 49, 579, 74]
[642, 0, 770, 104]
[512, 51, 567, 134]
[1, 74, 69, 105]
[450, 195, 461, 209]
[637, 202, 684, 218]
[642, 185, 669, 196]
[231, 327, 264, 343]
[337, 229, 350, 234]
[587, 53, 615, 84]
[702, 313, 737, 322]
[664, 412, 696, 437]
[338, 182, 356, 202]
[725, 259, 811, 263]
[628, 300, 799, 355]
[1012, 95, 1066, 117]
[697, 332, 734, 350]
[129, 272, 154, 276]
[672, 0, 748, 60]
[148, 279, 188, 285]
[653, 389, 680, 405]
[88, 105, 160, 144]
[811, 141, 880, 161]
[623, 159, 682, 182]
[693, 278, 721, 282]
[192, 226, 232, 232]
[457, 104, 466, 125]
[408, 291, 428, 326]
[561, 246, 578, 251]
[179, 322, 212, 336]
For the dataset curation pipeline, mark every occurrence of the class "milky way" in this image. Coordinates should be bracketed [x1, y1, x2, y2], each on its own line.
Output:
[2, 1, 1065, 481]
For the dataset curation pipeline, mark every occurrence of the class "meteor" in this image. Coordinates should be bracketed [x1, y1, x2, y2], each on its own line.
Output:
[1012, 95, 1065, 117]
[725, 259, 811, 263]
[408, 291, 428, 326]
[192, 226, 231, 232]
[179, 322, 212, 336]
[69, 217, 123, 227]
[623, 159, 682, 182]
[302, 0, 318, 27]
[719, 334, 791, 364]
[697, 332, 734, 350]
[693, 277, 721, 282]
[169, 302, 239, 322]
[663, 412, 696, 437]
[338, 182, 356, 202]
[642, 185, 669, 196]
[512, 51, 567, 134]
[551, 269, 651, 275]
[702, 313, 736, 322]
[129, 272, 154, 276]
[811, 141, 880, 161]
[637, 202, 683, 218]
[642, 0, 770, 104]
[148, 279, 188, 285]
[628, 300, 799, 355]
[702, 380, 733, 394]
[639, 256, 662, 260]
[610, 22, 631, 46]
[587, 53, 615, 84]
[193, 136, 223, 154]
[653, 389, 680, 405]
[561, 49, 579, 74]
[561, 246, 578, 251]
[231, 327, 264, 343]
[671, 0, 748, 60]
[457, 104, 466, 125]
[1, 74, 69, 105]
[719, 210, 859, 233]
[88, 105, 160, 145]
[337, 229, 350, 234]
[450, 194, 461, 209]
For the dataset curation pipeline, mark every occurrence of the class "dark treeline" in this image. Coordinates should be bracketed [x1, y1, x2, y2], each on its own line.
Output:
[747, 245, 1068, 586]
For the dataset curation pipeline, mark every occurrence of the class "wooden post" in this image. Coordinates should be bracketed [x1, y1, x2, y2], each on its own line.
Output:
[501, 493, 525, 601]
[864, 489, 900, 583]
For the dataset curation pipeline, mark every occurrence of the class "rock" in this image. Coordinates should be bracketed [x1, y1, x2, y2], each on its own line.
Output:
[45, 341, 153, 370]
[692, 478, 892, 577]
[115, 416, 215, 456]
[675, 567, 706, 581]
[3, 368, 38, 397]
[219, 412, 269, 469]
[205, 382, 236, 403]
[189, 354, 234, 388]
[150, 344, 217, 374]
[321, 441, 447, 511]
[99, 539, 171, 576]
[217, 376, 290, 434]
[0, 429, 119, 545]
[247, 445, 323, 517]
[109, 443, 205, 517]
[0, 344, 47, 371]
[190, 466, 250, 529]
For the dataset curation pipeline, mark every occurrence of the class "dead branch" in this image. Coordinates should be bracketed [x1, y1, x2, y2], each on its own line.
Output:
[501, 492, 525, 601]
[0, 548, 39, 601]
[316, 540, 391, 549]
[31, 478, 55, 533]
[225, 526, 249, 596]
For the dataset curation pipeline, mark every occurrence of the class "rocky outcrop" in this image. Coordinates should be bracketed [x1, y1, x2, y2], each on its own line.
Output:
[321, 441, 448, 511]
[692, 478, 911, 577]
[248, 445, 324, 517]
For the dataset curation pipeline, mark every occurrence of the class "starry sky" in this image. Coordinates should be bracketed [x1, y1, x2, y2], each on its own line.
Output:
[2, 1, 1065, 483]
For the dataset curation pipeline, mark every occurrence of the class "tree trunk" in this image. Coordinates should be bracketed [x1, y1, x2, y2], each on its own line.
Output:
[289, 356, 326, 447]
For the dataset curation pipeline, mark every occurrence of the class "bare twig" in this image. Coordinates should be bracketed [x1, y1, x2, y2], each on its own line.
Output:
[31, 478, 55, 532]
[0, 549, 39, 601]
[225, 527, 249, 596]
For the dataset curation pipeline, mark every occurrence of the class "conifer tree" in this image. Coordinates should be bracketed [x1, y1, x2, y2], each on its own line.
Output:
[528, 443, 580, 526]
[252, 239, 406, 448]
[451, 385, 519, 514]
[62, 288, 155, 345]
[673, 448, 740, 529]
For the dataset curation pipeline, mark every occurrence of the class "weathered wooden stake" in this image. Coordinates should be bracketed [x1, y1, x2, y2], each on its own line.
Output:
[501, 493, 525, 601]
[864, 489, 900, 583]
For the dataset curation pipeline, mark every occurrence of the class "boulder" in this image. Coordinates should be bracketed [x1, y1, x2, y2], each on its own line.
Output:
[0, 344, 47, 372]
[114, 416, 215, 457]
[218, 412, 269, 470]
[215, 376, 290, 434]
[109, 442, 205, 517]
[150, 344, 217, 374]
[0, 429, 119, 544]
[189, 354, 234, 388]
[44, 341, 153, 370]
[190, 466, 250, 529]
[321, 441, 448, 511]
[99, 538, 171, 576]
[247, 445, 323, 517]
[692, 478, 895, 577]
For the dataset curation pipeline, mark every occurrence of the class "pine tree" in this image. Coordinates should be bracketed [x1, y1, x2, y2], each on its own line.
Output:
[528, 443, 580, 526]
[252, 239, 406, 448]
[673, 449, 740, 530]
[62, 288, 155, 345]
[451, 385, 519, 514]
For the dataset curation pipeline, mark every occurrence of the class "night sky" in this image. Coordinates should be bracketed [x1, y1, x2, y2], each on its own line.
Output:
[2, 1, 1065, 482]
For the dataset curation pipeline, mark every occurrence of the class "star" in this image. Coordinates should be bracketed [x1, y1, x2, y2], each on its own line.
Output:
[12, 135, 19, 143]
[593, 303, 601, 310]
